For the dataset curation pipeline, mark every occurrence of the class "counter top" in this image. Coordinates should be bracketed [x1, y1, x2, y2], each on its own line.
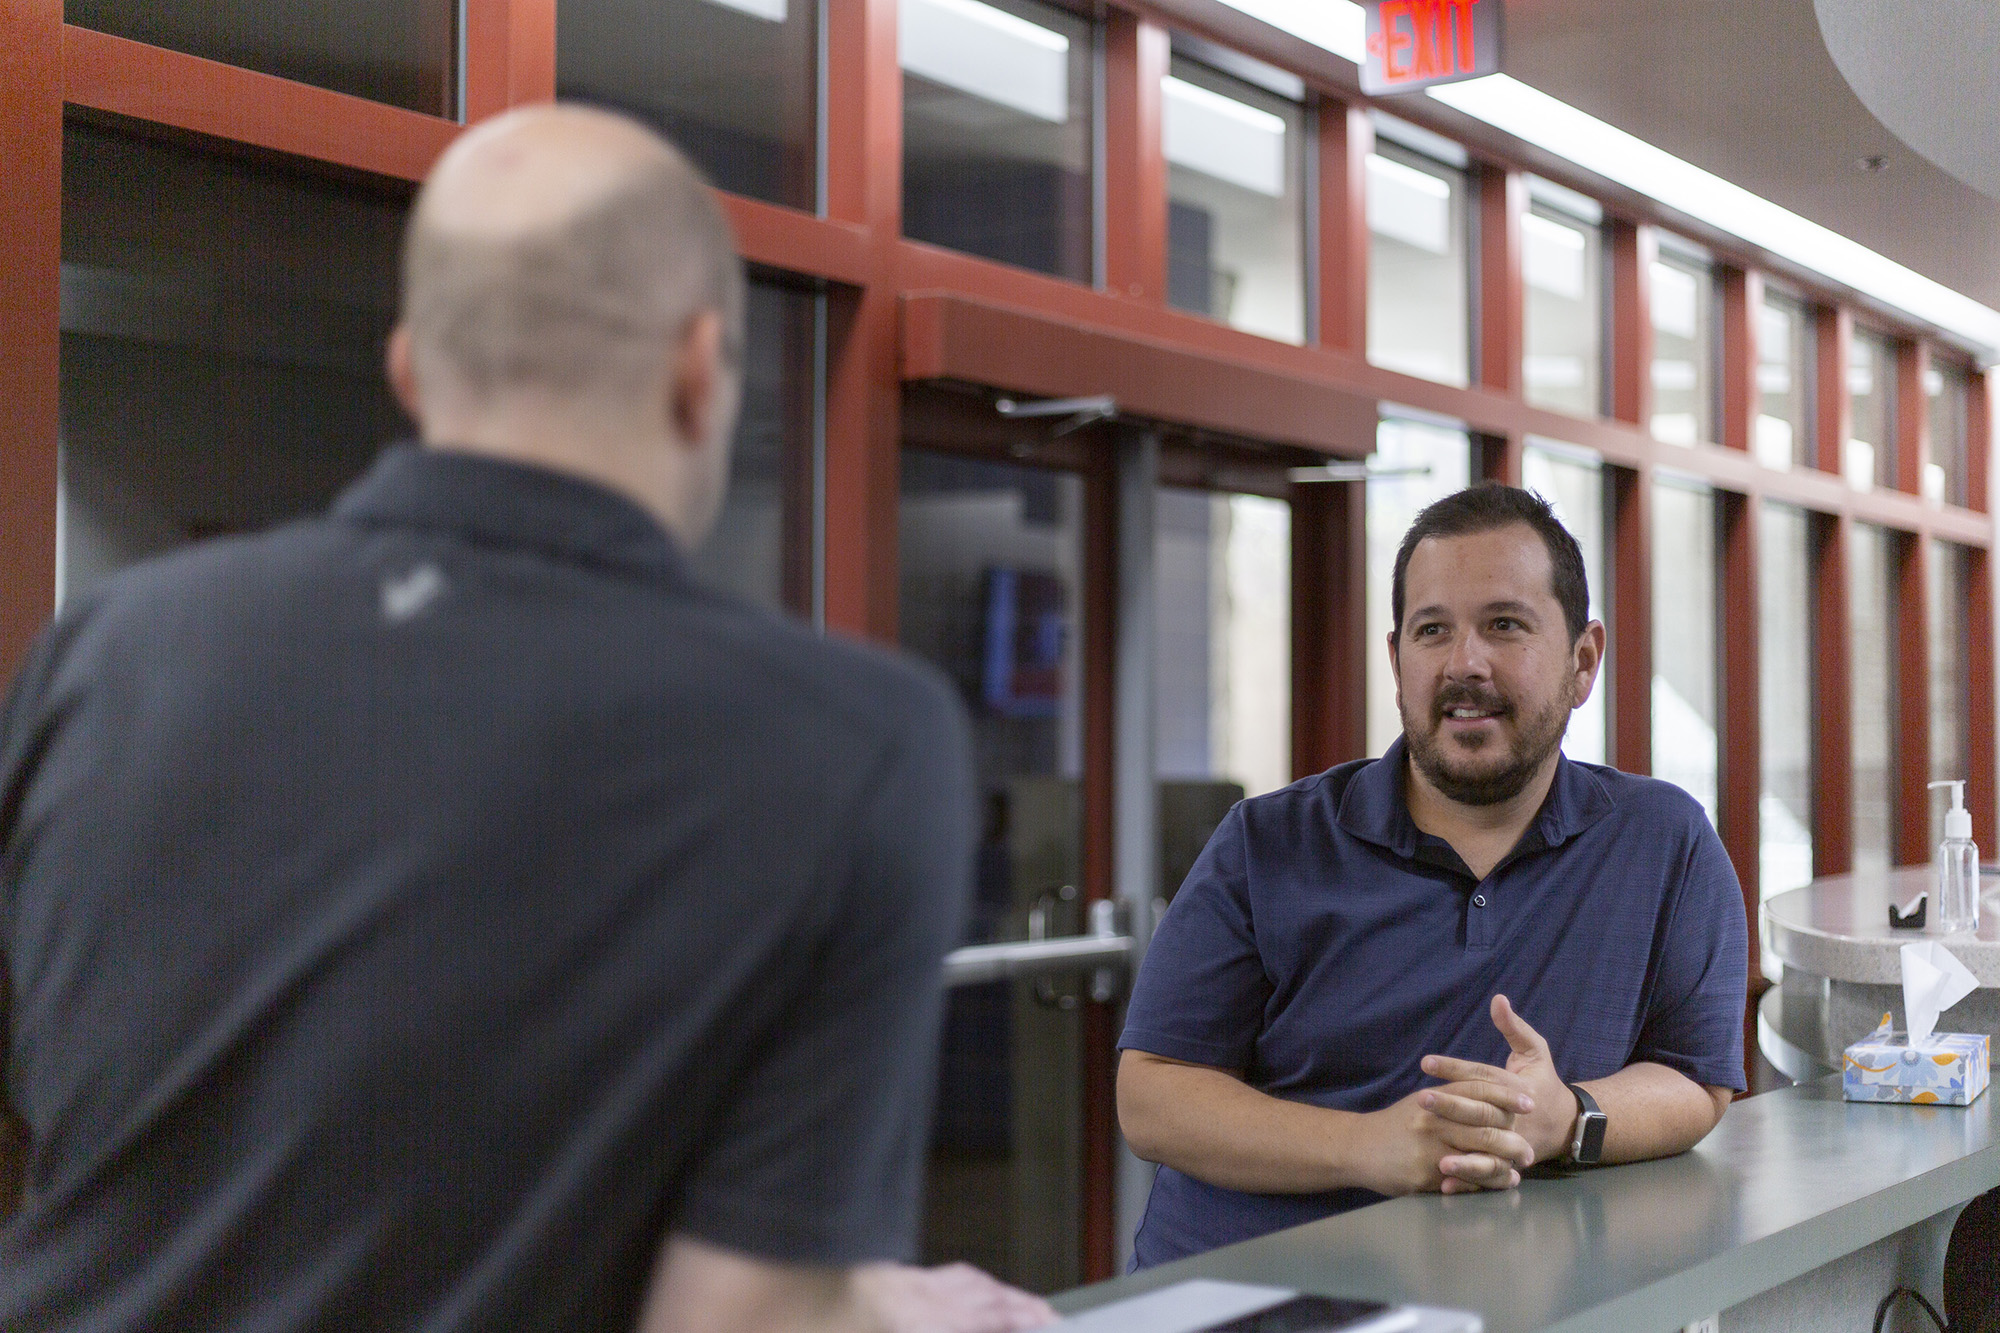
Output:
[1763, 867, 2000, 985]
[1056, 1078, 2000, 1333]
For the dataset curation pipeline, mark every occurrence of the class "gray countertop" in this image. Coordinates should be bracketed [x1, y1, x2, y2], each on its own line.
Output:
[1056, 1078, 2000, 1333]
[1764, 868, 2000, 985]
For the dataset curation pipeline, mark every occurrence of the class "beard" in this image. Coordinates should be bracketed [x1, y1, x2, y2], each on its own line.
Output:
[1402, 679, 1574, 806]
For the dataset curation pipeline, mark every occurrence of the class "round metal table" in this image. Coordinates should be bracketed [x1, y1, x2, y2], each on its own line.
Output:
[1760, 866, 2000, 1079]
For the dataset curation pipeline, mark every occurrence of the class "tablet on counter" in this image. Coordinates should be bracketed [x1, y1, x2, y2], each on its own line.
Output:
[1051, 1280, 1481, 1333]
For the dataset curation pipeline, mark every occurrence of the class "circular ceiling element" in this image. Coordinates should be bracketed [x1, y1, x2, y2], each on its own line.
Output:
[1816, 0, 2000, 202]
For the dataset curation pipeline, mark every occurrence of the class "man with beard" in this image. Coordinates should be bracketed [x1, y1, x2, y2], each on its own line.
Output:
[1115, 484, 1746, 1266]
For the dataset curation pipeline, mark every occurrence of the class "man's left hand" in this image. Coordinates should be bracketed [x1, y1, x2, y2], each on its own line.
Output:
[1486, 994, 1578, 1162]
[1420, 994, 1578, 1175]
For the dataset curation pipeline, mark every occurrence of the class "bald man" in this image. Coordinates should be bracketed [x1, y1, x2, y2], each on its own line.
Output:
[0, 107, 1051, 1333]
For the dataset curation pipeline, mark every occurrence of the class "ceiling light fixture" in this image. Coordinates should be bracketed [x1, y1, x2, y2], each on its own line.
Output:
[1215, 0, 2000, 363]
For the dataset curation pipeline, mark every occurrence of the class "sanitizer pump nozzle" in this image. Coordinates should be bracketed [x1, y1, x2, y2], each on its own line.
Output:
[1928, 780, 1980, 934]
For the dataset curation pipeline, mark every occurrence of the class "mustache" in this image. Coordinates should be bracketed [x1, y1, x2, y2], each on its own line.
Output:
[1433, 685, 1511, 719]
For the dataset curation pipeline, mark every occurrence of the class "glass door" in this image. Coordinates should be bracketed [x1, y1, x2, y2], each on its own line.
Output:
[900, 446, 1093, 1293]
[899, 410, 1317, 1285]
[1153, 482, 1292, 899]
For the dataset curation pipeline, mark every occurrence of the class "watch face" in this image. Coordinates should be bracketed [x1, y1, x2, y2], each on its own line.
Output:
[1577, 1112, 1608, 1163]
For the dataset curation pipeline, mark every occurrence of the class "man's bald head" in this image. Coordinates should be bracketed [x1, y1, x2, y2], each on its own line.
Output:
[401, 105, 744, 414]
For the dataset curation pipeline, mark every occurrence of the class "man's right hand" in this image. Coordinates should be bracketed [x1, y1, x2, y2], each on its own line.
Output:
[854, 1262, 1056, 1332]
[637, 1238, 1055, 1333]
[1346, 1077, 1537, 1197]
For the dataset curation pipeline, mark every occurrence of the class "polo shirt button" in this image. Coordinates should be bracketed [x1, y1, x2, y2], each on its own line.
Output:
[1472, 893, 1487, 907]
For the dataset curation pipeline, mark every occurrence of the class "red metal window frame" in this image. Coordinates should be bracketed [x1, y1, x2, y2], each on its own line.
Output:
[0, 0, 62, 678]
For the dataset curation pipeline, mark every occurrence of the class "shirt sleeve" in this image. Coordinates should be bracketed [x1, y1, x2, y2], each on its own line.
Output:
[673, 672, 974, 1267]
[0, 622, 62, 862]
[1117, 805, 1271, 1072]
[1, 619, 68, 1204]
[1632, 815, 1749, 1092]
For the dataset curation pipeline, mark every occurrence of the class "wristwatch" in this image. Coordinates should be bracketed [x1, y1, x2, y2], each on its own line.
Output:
[1566, 1084, 1607, 1165]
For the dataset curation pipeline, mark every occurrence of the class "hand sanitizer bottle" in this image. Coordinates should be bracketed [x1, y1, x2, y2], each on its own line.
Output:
[1929, 780, 1979, 934]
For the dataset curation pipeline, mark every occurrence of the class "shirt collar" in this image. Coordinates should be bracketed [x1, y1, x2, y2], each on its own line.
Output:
[1336, 733, 1615, 863]
[331, 444, 688, 581]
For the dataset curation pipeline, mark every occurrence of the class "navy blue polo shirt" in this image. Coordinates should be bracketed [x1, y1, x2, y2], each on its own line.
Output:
[1118, 737, 1747, 1266]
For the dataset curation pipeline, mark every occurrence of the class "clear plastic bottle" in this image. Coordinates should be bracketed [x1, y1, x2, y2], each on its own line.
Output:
[1930, 780, 1980, 935]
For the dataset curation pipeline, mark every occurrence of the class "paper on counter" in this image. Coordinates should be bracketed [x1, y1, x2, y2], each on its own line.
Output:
[1050, 1281, 1297, 1333]
[1049, 1281, 1433, 1333]
[1902, 941, 1978, 1046]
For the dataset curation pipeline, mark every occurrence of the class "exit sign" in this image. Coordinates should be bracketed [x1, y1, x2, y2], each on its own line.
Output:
[1362, 0, 1502, 95]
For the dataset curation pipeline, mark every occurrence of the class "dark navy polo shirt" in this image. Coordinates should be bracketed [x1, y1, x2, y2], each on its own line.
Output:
[1118, 736, 1747, 1266]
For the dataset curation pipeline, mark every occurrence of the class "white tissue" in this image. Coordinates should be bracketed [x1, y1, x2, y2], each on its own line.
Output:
[1902, 941, 1978, 1046]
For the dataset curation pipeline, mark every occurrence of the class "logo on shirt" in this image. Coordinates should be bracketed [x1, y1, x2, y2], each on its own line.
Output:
[380, 562, 450, 624]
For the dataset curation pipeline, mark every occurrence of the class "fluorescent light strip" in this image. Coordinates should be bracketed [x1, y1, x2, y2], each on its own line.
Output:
[1216, 0, 1366, 62]
[1430, 74, 2000, 361]
[1216, 0, 2000, 363]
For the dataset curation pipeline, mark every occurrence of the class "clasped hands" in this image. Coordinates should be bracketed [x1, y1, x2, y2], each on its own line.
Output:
[1354, 994, 1578, 1198]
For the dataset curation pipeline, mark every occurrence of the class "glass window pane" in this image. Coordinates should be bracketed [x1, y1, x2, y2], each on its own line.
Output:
[1650, 480, 1717, 823]
[1521, 443, 1607, 765]
[1925, 360, 1972, 508]
[58, 122, 409, 604]
[685, 283, 818, 616]
[558, 0, 817, 210]
[1845, 329, 1896, 492]
[1755, 291, 1812, 472]
[899, 451, 1085, 1295]
[1164, 57, 1306, 343]
[1758, 502, 1813, 974]
[1849, 523, 1895, 875]
[60, 122, 814, 620]
[1365, 420, 1472, 757]
[1155, 490, 1291, 797]
[903, 0, 1094, 282]
[1522, 207, 1601, 416]
[67, 0, 454, 116]
[1650, 254, 1713, 447]
[1366, 145, 1470, 385]
[1929, 541, 1973, 848]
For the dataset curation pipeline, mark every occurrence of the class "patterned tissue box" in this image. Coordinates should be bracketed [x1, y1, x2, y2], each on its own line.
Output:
[1843, 1014, 1990, 1105]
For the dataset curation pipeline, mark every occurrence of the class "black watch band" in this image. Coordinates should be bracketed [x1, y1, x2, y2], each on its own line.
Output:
[1567, 1084, 1607, 1165]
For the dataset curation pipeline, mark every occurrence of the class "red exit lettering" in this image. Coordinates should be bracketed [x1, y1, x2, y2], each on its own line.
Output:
[1368, 0, 1482, 86]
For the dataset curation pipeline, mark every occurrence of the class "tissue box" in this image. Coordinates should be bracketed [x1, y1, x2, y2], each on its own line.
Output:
[1843, 1016, 1990, 1105]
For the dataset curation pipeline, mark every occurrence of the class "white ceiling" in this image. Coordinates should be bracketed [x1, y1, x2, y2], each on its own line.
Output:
[1498, 0, 2000, 309]
[1815, 0, 2000, 204]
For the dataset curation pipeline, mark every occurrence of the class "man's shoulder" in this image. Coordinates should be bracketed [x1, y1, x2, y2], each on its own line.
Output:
[1237, 756, 1374, 815]
[55, 519, 340, 635]
[1561, 763, 1732, 890]
[1225, 757, 1379, 851]
[63, 519, 964, 748]
[1571, 762, 1712, 829]
[735, 612, 966, 747]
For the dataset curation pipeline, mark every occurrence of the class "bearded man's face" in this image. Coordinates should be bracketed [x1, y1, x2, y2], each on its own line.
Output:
[1391, 524, 1600, 805]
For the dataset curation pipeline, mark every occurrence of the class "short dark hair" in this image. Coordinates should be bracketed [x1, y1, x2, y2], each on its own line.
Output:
[1391, 484, 1591, 641]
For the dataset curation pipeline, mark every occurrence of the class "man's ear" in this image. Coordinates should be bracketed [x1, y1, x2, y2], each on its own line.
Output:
[1386, 628, 1403, 710]
[667, 310, 725, 453]
[386, 325, 421, 426]
[1569, 620, 1607, 706]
